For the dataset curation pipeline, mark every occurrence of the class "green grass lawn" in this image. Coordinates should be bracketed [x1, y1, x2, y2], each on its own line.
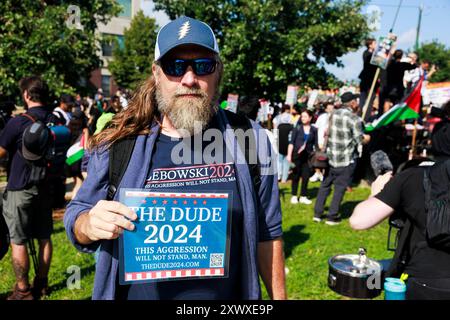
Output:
[0, 181, 392, 300]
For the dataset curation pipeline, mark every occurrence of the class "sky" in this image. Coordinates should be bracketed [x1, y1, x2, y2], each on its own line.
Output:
[141, 0, 450, 82]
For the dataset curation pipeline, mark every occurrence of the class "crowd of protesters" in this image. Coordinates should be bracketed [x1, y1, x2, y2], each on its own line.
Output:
[0, 77, 130, 300]
[0, 29, 445, 300]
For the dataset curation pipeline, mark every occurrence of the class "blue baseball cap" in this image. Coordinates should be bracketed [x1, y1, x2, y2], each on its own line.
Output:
[154, 16, 219, 61]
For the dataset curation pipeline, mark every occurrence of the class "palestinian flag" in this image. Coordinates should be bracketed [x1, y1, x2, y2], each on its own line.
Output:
[66, 133, 86, 166]
[365, 76, 423, 132]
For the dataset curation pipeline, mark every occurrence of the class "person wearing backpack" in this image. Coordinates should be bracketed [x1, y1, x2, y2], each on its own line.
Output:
[0, 76, 58, 300]
[53, 94, 74, 126]
[64, 17, 286, 300]
[350, 159, 450, 299]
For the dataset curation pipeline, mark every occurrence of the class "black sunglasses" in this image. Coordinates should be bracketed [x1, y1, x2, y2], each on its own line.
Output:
[159, 58, 218, 77]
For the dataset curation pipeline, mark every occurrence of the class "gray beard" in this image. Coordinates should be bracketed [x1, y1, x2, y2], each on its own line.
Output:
[156, 86, 218, 137]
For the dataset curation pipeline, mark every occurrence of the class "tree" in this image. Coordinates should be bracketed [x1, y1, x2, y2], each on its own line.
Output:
[0, 0, 121, 101]
[416, 40, 450, 83]
[153, 0, 369, 101]
[108, 10, 158, 90]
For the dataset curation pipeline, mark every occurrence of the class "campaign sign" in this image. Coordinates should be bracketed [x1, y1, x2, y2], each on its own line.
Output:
[119, 189, 231, 285]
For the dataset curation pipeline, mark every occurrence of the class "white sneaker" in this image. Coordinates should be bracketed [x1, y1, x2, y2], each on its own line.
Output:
[325, 219, 342, 226]
[309, 172, 320, 182]
[290, 196, 299, 204]
[299, 196, 312, 205]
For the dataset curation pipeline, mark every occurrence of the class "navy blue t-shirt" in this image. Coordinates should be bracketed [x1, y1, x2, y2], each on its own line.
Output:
[0, 106, 57, 190]
[125, 120, 243, 300]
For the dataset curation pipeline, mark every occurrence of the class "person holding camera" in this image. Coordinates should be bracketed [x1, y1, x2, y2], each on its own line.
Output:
[350, 105, 450, 299]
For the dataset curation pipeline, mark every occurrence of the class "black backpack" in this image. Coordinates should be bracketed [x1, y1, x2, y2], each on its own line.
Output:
[385, 159, 450, 278]
[423, 160, 450, 250]
[21, 113, 54, 185]
[21, 113, 71, 185]
[277, 123, 293, 156]
[106, 111, 262, 201]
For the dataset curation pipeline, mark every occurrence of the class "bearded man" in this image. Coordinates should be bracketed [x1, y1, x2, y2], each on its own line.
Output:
[64, 16, 286, 300]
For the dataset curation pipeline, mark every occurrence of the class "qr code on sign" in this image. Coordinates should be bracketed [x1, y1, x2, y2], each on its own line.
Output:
[209, 253, 224, 267]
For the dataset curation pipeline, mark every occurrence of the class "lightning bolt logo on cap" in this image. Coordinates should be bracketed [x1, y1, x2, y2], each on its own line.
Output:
[154, 16, 219, 61]
[178, 21, 191, 40]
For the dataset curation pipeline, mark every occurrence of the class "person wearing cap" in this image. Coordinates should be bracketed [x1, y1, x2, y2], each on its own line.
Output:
[313, 92, 371, 225]
[0, 76, 58, 300]
[53, 94, 75, 126]
[65, 16, 286, 300]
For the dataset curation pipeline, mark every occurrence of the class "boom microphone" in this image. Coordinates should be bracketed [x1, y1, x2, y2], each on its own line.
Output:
[370, 150, 393, 177]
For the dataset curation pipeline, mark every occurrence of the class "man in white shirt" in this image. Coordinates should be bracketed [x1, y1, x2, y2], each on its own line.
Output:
[53, 94, 74, 126]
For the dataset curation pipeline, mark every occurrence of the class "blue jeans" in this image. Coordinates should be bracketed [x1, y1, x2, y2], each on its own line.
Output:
[314, 162, 356, 220]
[278, 154, 290, 182]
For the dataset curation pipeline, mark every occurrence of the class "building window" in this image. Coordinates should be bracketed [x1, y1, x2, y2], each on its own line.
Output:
[101, 36, 114, 57]
[101, 75, 111, 97]
[101, 34, 125, 57]
[117, 35, 125, 50]
[118, 0, 132, 18]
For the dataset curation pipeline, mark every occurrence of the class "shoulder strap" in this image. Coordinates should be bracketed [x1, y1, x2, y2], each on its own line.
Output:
[423, 166, 431, 214]
[385, 218, 413, 278]
[386, 167, 432, 277]
[107, 137, 137, 200]
[21, 113, 36, 123]
[53, 110, 66, 123]
[224, 110, 261, 196]
[323, 112, 333, 151]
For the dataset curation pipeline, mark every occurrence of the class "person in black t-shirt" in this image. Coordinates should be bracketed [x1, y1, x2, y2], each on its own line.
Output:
[358, 38, 378, 121]
[0, 76, 57, 300]
[379, 50, 417, 114]
[350, 164, 450, 299]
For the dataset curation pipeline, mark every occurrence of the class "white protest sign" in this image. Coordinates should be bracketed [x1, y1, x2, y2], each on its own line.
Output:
[285, 85, 299, 106]
[226, 94, 239, 113]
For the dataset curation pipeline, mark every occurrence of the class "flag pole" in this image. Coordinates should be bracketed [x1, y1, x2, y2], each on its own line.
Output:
[409, 120, 418, 160]
[362, 67, 380, 122]
[362, 0, 402, 123]
[409, 4, 424, 160]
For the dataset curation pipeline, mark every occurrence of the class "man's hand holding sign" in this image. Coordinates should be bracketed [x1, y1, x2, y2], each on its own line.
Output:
[74, 200, 137, 244]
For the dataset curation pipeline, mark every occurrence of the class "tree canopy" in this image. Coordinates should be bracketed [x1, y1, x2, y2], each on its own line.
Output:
[108, 10, 158, 89]
[416, 40, 450, 83]
[0, 0, 121, 101]
[153, 0, 370, 101]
